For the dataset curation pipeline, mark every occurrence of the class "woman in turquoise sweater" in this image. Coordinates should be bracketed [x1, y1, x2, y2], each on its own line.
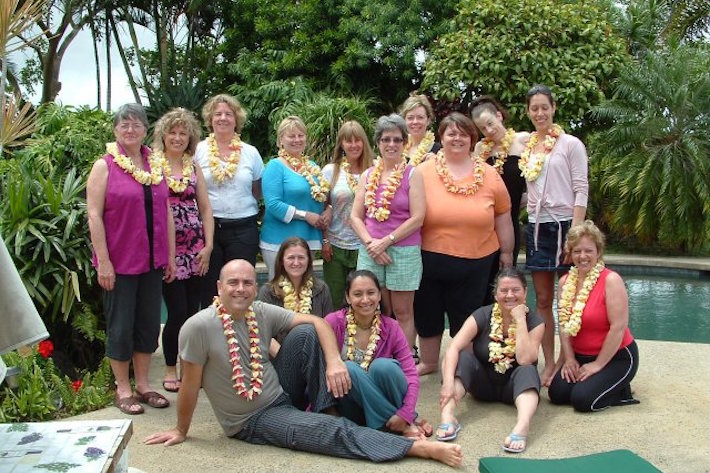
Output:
[260, 116, 332, 278]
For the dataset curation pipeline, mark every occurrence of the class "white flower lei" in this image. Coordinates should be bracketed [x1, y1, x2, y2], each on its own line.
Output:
[558, 261, 605, 336]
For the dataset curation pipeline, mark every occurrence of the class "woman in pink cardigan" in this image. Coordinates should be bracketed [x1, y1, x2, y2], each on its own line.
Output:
[520, 85, 589, 386]
[325, 270, 432, 439]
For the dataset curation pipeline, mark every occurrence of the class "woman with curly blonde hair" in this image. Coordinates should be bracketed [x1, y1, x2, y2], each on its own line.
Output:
[152, 108, 213, 392]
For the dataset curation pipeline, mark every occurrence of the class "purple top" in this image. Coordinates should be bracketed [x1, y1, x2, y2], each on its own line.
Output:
[363, 164, 421, 246]
[324, 308, 419, 424]
[168, 163, 205, 280]
[92, 144, 169, 274]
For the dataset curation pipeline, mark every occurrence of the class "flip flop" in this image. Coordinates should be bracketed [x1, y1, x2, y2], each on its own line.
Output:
[502, 433, 527, 453]
[114, 395, 144, 415]
[435, 422, 462, 442]
[134, 390, 170, 409]
[162, 379, 181, 393]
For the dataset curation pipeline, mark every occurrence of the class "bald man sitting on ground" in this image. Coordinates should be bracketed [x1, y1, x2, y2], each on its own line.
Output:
[145, 259, 462, 467]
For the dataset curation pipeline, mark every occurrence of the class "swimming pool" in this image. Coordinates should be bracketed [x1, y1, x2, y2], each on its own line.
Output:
[181, 264, 710, 344]
[525, 269, 710, 344]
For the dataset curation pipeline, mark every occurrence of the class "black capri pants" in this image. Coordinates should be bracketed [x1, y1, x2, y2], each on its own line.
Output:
[549, 340, 639, 412]
[414, 250, 496, 338]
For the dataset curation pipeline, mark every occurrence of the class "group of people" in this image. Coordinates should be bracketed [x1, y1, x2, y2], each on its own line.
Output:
[86, 85, 639, 466]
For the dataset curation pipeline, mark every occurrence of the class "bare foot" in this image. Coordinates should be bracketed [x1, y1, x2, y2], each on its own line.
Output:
[403, 424, 425, 440]
[421, 441, 464, 467]
[540, 365, 556, 387]
[415, 416, 433, 437]
[417, 362, 438, 376]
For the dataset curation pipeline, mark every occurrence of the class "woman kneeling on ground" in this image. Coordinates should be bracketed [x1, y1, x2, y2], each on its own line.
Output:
[548, 220, 639, 411]
[437, 267, 544, 453]
[325, 270, 432, 439]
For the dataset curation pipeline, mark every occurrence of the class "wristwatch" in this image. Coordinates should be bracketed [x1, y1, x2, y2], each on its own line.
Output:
[388, 234, 395, 243]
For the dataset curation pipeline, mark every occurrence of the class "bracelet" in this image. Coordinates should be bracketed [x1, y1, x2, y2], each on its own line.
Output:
[294, 209, 307, 220]
[322, 238, 330, 244]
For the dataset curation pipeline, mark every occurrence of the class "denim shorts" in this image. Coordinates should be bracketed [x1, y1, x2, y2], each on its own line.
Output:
[525, 220, 572, 271]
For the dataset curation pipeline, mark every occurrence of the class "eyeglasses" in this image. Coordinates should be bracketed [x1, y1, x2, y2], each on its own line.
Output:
[117, 123, 145, 132]
[379, 137, 404, 144]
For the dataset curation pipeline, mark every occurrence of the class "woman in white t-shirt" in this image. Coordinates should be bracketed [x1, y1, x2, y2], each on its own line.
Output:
[322, 121, 374, 308]
[195, 94, 264, 307]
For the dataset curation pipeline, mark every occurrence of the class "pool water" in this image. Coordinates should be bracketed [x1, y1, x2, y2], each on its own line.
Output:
[164, 268, 710, 344]
[526, 273, 710, 344]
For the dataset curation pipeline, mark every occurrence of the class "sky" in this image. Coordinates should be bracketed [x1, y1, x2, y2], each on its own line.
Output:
[13, 24, 153, 111]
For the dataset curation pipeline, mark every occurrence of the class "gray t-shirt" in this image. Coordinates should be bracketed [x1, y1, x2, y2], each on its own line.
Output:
[179, 301, 294, 436]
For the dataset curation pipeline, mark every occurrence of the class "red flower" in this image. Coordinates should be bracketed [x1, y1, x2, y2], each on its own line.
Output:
[37, 340, 54, 358]
[71, 380, 83, 392]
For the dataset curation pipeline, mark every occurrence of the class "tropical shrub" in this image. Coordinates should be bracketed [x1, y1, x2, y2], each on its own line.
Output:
[0, 340, 114, 422]
[1, 104, 113, 371]
[422, 0, 630, 132]
[590, 43, 710, 253]
[272, 93, 377, 164]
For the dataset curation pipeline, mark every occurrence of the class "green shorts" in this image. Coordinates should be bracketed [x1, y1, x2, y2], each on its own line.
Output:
[356, 245, 422, 291]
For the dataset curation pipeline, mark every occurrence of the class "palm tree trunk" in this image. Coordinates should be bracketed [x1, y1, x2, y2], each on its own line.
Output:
[105, 8, 111, 111]
[89, 12, 101, 109]
[109, 13, 141, 104]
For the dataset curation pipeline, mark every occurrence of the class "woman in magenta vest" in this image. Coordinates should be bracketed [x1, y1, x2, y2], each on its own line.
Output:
[548, 220, 639, 411]
[350, 114, 426, 361]
[87, 103, 176, 415]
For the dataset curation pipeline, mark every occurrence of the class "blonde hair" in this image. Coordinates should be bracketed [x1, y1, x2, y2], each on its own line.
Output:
[399, 94, 434, 121]
[151, 108, 202, 155]
[202, 94, 247, 133]
[565, 220, 606, 258]
[276, 116, 308, 148]
[330, 120, 374, 185]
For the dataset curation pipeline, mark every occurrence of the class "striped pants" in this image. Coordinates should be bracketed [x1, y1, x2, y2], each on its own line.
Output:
[235, 325, 414, 462]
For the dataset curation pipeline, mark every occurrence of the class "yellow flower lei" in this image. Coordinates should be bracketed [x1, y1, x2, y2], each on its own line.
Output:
[279, 148, 329, 202]
[404, 130, 435, 166]
[434, 151, 486, 196]
[558, 260, 605, 336]
[159, 152, 194, 193]
[519, 124, 563, 182]
[279, 276, 314, 314]
[364, 157, 406, 222]
[479, 128, 515, 175]
[207, 133, 242, 183]
[340, 161, 359, 193]
[345, 307, 382, 370]
[106, 142, 163, 185]
[213, 296, 264, 401]
[488, 303, 517, 374]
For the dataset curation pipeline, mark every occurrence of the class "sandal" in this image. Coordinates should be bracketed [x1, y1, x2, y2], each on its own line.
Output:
[412, 345, 420, 365]
[502, 433, 527, 453]
[162, 379, 181, 393]
[435, 422, 461, 442]
[134, 390, 170, 409]
[114, 395, 144, 415]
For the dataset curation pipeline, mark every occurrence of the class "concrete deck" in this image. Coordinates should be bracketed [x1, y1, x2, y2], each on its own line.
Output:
[74, 337, 710, 473]
[72, 254, 710, 472]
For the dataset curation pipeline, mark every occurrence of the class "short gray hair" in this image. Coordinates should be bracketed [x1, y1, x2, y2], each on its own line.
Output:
[114, 103, 148, 128]
[374, 114, 408, 144]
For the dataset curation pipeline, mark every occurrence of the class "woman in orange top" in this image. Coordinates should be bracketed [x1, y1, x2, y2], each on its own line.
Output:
[414, 113, 514, 375]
